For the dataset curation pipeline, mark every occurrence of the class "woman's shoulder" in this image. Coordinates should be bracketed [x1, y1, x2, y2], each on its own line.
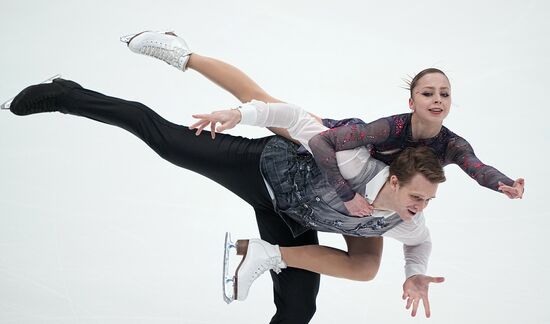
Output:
[379, 112, 411, 137]
[382, 112, 411, 122]
[439, 126, 477, 159]
[322, 117, 366, 128]
[440, 125, 468, 144]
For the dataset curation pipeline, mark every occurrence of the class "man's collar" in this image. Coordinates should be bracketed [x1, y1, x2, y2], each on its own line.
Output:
[365, 166, 390, 204]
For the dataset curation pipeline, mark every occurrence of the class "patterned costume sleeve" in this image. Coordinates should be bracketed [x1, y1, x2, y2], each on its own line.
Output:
[446, 136, 514, 191]
[308, 118, 392, 201]
[322, 117, 366, 128]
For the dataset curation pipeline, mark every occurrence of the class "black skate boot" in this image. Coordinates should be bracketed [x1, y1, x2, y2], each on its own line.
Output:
[9, 77, 82, 116]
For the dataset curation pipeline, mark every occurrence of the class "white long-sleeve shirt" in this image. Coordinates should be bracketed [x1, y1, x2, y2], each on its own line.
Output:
[239, 100, 431, 278]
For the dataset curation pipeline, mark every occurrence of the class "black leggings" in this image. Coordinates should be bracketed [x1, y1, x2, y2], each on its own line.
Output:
[60, 83, 320, 324]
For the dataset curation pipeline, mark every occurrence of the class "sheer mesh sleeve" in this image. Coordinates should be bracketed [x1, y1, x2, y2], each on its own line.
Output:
[445, 136, 514, 191]
[322, 117, 366, 128]
[308, 117, 392, 201]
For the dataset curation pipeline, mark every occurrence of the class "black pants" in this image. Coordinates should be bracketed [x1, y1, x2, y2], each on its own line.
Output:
[58, 82, 320, 324]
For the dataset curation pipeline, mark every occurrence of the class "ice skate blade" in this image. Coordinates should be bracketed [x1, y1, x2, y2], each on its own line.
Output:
[223, 232, 237, 304]
[223, 277, 235, 304]
[120, 33, 138, 44]
[1, 98, 12, 110]
[120, 30, 176, 44]
[1, 74, 62, 111]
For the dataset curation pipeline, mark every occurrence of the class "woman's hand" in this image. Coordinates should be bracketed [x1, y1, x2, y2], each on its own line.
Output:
[344, 193, 374, 217]
[402, 274, 445, 318]
[189, 109, 242, 139]
[498, 178, 525, 199]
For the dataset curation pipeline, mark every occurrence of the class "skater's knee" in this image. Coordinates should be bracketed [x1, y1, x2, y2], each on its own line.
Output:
[346, 255, 380, 282]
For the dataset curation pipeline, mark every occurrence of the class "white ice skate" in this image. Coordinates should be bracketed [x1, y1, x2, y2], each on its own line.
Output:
[1, 74, 62, 110]
[222, 232, 287, 304]
[120, 31, 192, 70]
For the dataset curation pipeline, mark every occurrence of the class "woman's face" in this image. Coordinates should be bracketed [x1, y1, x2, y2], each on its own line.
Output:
[409, 73, 452, 123]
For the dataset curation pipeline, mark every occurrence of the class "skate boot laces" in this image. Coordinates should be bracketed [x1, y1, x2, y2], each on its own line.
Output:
[139, 42, 189, 70]
[251, 256, 284, 280]
[26, 94, 58, 114]
[12, 84, 64, 115]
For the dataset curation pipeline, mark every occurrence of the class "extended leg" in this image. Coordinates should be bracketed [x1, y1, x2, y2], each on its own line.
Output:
[187, 54, 281, 104]
[280, 235, 383, 281]
[10, 79, 271, 206]
[122, 31, 280, 103]
[230, 234, 382, 306]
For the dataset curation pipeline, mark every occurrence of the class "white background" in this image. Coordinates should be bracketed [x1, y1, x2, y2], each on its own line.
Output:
[0, 0, 549, 323]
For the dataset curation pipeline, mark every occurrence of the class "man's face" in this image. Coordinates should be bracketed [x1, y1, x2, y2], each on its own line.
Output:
[391, 173, 438, 221]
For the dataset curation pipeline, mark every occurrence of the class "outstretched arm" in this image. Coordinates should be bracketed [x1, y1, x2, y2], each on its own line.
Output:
[400, 240, 444, 317]
[384, 213, 444, 317]
[190, 101, 325, 148]
[446, 137, 525, 199]
[187, 54, 323, 139]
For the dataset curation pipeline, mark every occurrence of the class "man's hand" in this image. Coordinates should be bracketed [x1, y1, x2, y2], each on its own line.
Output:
[189, 109, 242, 139]
[343, 193, 374, 217]
[402, 274, 445, 318]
